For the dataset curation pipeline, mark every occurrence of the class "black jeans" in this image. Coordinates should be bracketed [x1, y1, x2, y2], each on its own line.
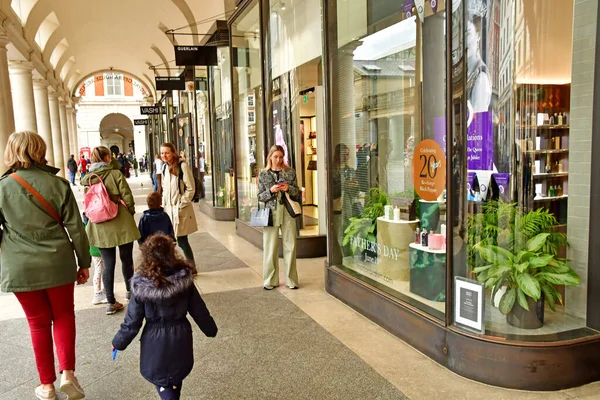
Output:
[99, 242, 134, 304]
[155, 380, 182, 400]
[177, 236, 194, 262]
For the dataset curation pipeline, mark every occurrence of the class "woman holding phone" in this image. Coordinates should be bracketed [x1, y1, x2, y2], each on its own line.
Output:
[257, 145, 300, 290]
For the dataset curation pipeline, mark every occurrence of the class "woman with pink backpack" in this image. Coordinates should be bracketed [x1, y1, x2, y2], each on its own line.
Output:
[81, 146, 140, 315]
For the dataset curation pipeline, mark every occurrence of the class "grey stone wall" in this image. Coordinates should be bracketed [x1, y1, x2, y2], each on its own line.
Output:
[565, 0, 598, 319]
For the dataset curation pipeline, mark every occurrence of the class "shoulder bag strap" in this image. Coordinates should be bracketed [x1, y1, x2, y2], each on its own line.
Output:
[10, 173, 63, 227]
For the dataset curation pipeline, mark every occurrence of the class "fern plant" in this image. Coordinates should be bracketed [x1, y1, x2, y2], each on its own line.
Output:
[342, 188, 390, 256]
[470, 202, 577, 315]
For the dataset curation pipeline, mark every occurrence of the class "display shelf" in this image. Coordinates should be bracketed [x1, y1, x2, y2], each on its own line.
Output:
[533, 172, 569, 179]
[517, 125, 570, 130]
[409, 242, 446, 254]
[528, 149, 569, 155]
[534, 195, 568, 202]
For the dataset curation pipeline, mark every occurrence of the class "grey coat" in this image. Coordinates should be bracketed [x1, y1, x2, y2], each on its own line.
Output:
[257, 168, 300, 210]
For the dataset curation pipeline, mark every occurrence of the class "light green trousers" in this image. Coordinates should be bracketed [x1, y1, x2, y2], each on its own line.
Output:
[263, 202, 298, 288]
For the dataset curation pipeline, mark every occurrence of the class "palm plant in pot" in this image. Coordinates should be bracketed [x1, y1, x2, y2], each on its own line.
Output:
[471, 202, 580, 329]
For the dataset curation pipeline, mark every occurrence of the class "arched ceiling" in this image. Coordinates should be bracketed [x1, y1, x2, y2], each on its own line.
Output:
[99, 112, 133, 140]
[1, 0, 235, 99]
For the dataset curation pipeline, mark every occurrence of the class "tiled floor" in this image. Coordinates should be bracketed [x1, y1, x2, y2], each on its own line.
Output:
[1, 173, 600, 399]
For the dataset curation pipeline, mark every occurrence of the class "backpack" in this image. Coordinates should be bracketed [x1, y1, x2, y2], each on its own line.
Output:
[83, 174, 125, 223]
[163, 161, 201, 202]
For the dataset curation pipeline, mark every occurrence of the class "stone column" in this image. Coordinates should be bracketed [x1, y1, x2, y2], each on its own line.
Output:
[59, 99, 71, 176]
[9, 61, 37, 132]
[33, 80, 54, 165]
[0, 33, 14, 174]
[71, 98, 80, 154]
[66, 104, 76, 157]
[48, 90, 65, 176]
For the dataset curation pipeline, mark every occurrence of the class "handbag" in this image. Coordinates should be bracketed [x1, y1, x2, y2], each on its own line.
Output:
[250, 203, 272, 227]
[283, 192, 302, 218]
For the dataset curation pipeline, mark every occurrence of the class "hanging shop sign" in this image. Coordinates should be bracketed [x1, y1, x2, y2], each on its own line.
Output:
[134, 119, 149, 126]
[140, 106, 166, 115]
[412, 139, 446, 201]
[454, 277, 485, 333]
[415, 0, 425, 21]
[174, 46, 218, 66]
[155, 76, 186, 91]
[431, 0, 438, 14]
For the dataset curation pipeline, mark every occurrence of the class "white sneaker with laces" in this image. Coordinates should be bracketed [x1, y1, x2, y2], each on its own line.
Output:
[92, 292, 108, 305]
[35, 385, 55, 400]
[60, 371, 85, 399]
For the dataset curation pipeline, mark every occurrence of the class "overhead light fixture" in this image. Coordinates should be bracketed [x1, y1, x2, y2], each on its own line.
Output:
[255, 28, 259, 32]
[281, 2, 286, 10]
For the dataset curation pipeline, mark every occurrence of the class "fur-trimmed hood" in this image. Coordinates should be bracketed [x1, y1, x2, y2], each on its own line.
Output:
[130, 269, 194, 302]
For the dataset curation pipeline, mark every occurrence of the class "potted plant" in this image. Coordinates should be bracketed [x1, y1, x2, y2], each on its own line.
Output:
[342, 188, 389, 261]
[471, 203, 579, 329]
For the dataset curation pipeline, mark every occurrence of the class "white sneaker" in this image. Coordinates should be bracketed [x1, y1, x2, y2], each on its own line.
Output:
[35, 385, 55, 400]
[92, 292, 108, 305]
[60, 372, 85, 399]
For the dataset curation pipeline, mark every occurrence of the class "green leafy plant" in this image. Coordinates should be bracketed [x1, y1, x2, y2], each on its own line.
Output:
[342, 188, 390, 255]
[470, 202, 578, 315]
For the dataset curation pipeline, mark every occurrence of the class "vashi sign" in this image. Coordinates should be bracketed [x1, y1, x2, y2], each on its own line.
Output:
[140, 106, 165, 115]
[412, 139, 446, 201]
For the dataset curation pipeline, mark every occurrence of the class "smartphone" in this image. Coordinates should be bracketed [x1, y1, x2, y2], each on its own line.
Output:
[277, 178, 285, 185]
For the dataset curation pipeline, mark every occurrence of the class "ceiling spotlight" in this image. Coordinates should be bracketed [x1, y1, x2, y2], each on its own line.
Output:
[255, 28, 259, 32]
[281, 2, 286, 10]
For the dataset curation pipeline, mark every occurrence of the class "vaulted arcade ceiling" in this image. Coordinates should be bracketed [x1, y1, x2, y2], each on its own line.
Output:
[0, 0, 235, 100]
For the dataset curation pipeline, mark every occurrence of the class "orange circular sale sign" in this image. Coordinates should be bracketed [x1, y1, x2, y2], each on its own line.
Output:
[412, 139, 446, 201]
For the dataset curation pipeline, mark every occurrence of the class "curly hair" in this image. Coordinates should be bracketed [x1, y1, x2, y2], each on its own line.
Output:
[137, 232, 192, 287]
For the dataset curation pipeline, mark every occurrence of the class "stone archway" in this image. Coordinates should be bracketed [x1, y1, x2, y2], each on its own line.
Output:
[99, 113, 134, 156]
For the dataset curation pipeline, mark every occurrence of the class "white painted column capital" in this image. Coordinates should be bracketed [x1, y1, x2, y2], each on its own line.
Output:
[9, 61, 37, 133]
[0, 35, 10, 49]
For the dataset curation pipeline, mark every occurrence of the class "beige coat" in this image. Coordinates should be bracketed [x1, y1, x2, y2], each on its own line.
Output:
[161, 161, 198, 237]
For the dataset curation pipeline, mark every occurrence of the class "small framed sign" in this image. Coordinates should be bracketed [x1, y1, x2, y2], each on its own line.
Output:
[454, 277, 485, 333]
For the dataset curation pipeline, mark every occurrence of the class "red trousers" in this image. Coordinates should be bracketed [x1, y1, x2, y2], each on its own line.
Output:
[14, 283, 76, 384]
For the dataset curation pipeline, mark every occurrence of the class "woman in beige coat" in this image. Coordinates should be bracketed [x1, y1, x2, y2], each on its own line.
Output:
[160, 143, 198, 269]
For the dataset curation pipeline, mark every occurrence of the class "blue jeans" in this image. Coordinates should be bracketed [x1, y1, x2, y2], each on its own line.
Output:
[69, 171, 75, 185]
[152, 172, 158, 191]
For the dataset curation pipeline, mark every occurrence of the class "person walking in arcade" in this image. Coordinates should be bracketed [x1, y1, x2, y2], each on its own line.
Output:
[0, 131, 90, 400]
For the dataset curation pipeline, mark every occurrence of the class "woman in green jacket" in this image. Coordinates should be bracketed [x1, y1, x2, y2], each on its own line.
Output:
[0, 131, 89, 400]
[81, 146, 140, 315]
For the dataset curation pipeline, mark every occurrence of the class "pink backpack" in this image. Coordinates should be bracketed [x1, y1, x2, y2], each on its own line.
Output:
[83, 174, 125, 223]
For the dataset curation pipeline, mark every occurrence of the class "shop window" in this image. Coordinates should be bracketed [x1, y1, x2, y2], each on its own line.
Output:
[232, 0, 264, 223]
[452, 0, 594, 340]
[330, 2, 448, 319]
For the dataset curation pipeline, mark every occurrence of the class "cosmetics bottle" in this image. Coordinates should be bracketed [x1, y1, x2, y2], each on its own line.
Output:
[558, 161, 563, 173]
[554, 113, 558, 126]
[558, 185, 563, 196]
[393, 207, 400, 221]
[549, 113, 554, 125]
[558, 112, 563, 125]
[555, 136, 561, 149]
[563, 113, 567, 125]
[421, 229, 429, 247]
[415, 227, 421, 244]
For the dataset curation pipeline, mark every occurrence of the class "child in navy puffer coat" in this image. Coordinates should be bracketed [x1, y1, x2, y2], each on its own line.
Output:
[112, 233, 217, 399]
[137, 191, 175, 244]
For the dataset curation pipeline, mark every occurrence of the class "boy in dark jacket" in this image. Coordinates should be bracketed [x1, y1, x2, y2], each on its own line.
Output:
[138, 192, 175, 244]
[112, 233, 217, 399]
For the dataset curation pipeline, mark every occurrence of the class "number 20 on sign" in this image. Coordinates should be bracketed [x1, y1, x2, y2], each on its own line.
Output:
[412, 139, 446, 201]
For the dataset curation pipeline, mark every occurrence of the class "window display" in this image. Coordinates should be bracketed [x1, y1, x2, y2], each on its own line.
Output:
[208, 47, 235, 208]
[452, 0, 590, 339]
[232, 0, 264, 222]
[330, 0, 448, 318]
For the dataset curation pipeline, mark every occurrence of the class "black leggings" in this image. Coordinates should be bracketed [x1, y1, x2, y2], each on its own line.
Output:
[99, 242, 134, 304]
[177, 236, 195, 262]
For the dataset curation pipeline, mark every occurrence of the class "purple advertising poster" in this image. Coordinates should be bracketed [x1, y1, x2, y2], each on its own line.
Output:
[467, 171, 476, 192]
[434, 116, 446, 157]
[492, 173, 510, 202]
[467, 111, 494, 170]
[403, 0, 415, 17]
[431, 0, 438, 14]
